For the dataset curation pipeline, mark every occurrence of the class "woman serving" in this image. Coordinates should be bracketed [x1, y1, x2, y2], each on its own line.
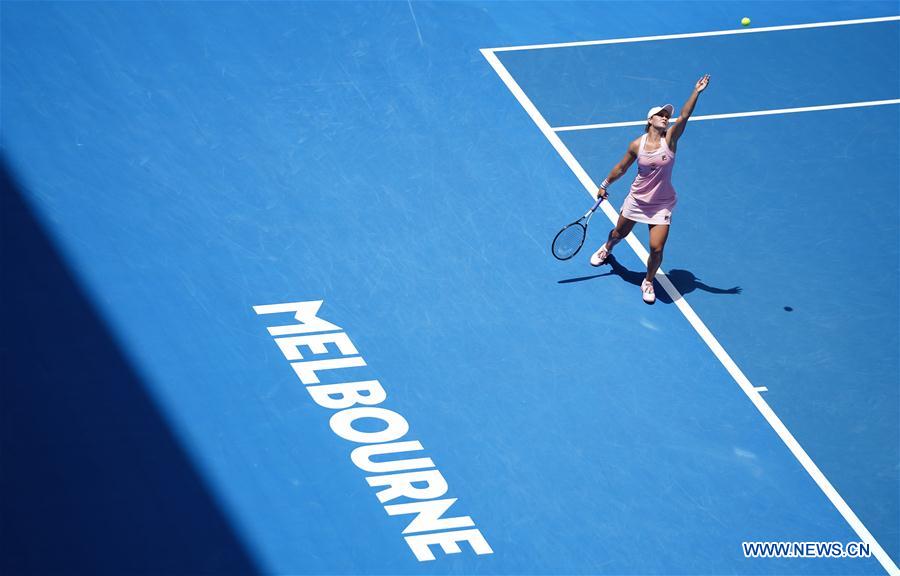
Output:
[590, 74, 710, 303]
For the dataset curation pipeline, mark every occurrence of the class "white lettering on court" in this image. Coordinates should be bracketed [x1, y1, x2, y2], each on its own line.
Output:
[254, 300, 493, 562]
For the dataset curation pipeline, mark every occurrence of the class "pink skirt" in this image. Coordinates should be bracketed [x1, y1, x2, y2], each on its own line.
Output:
[620, 193, 676, 225]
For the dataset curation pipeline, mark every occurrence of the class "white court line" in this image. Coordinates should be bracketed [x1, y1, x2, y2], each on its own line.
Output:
[481, 28, 900, 576]
[488, 15, 899, 52]
[554, 99, 900, 132]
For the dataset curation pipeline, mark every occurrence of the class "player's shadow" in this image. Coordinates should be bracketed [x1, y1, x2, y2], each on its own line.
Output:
[559, 254, 741, 304]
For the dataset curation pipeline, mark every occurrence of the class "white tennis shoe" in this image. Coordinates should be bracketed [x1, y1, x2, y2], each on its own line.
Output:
[589, 245, 610, 267]
[641, 279, 656, 304]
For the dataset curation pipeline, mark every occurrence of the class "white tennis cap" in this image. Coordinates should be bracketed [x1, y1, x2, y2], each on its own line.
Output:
[646, 104, 675, 119]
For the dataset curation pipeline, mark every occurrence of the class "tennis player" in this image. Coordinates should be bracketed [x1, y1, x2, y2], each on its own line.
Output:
[589, 74, 710, 303]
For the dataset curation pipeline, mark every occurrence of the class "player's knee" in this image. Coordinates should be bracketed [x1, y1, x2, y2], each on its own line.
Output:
[649, 245, 664, 257]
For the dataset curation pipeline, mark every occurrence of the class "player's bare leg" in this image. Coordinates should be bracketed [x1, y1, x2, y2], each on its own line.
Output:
[646, 223, 670, 281]
[641, 223, 670, 303]
[590, 214, 636, 266]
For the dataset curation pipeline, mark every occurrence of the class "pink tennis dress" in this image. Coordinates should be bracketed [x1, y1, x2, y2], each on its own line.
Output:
[621, 134, 677, 225]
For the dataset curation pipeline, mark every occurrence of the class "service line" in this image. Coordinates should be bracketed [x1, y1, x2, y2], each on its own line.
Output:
[554, 99, 900, 132]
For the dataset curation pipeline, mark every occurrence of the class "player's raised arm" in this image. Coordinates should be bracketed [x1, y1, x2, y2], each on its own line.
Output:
[668, 74, 710, 145]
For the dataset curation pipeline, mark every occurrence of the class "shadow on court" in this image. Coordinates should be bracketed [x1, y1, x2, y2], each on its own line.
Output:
[0, 159, 259, 575]
[559, 254, 741, 304]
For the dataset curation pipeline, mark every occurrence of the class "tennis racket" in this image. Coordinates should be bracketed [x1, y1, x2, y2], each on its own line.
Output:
[551, 195, 605, 260]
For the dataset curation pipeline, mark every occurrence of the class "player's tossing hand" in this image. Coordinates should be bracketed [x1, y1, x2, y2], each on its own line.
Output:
[695, 74, 711, 93]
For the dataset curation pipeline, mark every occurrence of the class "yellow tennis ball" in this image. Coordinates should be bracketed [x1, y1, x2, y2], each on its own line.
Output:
[741, 17, 751, 26]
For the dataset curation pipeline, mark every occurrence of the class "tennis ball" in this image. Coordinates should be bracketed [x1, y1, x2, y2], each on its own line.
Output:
[741, 17, 751, 26]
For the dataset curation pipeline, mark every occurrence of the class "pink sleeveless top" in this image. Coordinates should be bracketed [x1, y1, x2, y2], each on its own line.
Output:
[629, 134, 676, 206]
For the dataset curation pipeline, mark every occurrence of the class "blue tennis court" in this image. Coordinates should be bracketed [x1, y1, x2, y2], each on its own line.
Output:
[2, 2, 898, 575]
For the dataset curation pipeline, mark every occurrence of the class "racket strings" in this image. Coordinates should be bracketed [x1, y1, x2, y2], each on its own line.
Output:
[552, 224, 586, 259]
